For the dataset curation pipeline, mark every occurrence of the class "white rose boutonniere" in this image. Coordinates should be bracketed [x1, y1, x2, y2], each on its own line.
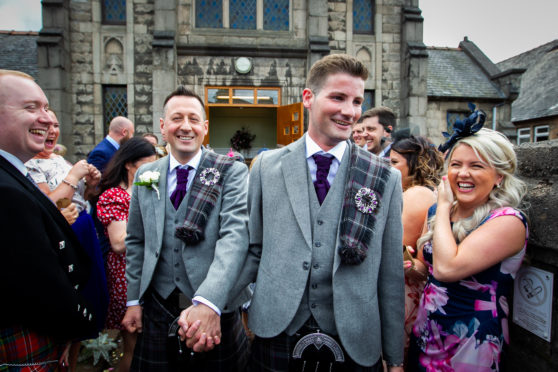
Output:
[134, 170, 161, 199]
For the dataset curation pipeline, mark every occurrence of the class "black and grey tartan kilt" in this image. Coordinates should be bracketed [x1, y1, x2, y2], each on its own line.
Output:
[130, 291, 249, 372]
[248, 329, 381, 372]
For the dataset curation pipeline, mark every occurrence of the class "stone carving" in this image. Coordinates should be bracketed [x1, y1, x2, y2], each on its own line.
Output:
[103, 37, 125, 76]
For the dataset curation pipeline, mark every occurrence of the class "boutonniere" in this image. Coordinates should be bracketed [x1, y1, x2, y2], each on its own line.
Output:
[355, 187, 378, 214]
[134, 170, 160, 199]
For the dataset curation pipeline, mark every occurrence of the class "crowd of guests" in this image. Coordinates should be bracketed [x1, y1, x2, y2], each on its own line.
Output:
[1, 54, 529, 372]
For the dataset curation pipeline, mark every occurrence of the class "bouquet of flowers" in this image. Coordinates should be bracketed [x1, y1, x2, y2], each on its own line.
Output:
[230, 127, 256, 151]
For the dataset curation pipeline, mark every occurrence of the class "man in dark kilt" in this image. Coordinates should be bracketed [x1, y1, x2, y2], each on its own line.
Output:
[122, 86, 250, 371]
[0, 70, 96, 370]
[235, 54, 406, 371]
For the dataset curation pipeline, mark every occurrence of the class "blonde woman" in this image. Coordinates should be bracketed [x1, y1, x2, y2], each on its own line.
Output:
[407, 122, 528, 371]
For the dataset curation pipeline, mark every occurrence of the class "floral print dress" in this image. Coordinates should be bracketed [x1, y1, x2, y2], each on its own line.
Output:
[97, 186, 130, 330]
[408, 206, 528, 372]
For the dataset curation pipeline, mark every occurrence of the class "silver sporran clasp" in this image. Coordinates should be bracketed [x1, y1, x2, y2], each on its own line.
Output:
[292, 330, 345, 363]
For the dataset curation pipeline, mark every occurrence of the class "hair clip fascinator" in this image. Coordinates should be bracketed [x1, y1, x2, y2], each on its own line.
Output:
[438, 102, 486, 154]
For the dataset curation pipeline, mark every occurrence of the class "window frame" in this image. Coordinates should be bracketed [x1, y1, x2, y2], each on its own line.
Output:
[101, 0, 127, 25]
[534, 125, 549, 142]
[195, 0, 290, 32]
[517, 127, 531, 145]
[205, 86, 282, 107]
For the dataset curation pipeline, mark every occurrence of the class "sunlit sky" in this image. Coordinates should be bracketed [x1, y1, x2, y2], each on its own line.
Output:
[1, 0, 557, 63]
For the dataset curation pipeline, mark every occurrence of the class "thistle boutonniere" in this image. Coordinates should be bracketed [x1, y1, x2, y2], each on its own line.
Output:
[134, 170, 160, 199]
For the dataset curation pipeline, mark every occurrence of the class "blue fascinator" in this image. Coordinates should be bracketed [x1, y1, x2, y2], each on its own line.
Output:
[438, 103, 486, 154]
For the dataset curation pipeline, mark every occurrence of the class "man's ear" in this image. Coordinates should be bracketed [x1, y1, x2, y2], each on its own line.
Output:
[302, 88, 313, 109]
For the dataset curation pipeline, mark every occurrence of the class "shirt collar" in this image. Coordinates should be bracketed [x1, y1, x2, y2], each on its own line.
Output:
[0, 149, 28, 175]
[169, 148, 203, 172]
[305, 134, 347, 163]
[106, 135, 120, 150]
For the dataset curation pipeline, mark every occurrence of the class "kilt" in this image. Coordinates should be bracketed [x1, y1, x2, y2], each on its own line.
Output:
[248, 321, 381, 372]
[131, 291, 248, 372]
[0, 326, 64, 372]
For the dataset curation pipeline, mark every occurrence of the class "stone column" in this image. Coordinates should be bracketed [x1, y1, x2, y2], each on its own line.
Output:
[152, 0, 177, 139]
[307, 0, 330, 68]
[38, 0, 73, 159]
[399, 1, 427, 135]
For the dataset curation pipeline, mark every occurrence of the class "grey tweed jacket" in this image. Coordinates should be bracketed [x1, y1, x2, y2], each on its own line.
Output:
[237, 135, 405, 366]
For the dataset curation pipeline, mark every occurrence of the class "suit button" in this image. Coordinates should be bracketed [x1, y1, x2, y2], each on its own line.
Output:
[317, 220, 323, 225]
[174, 263, 179, 267]
[314, 242, 321, 248]
[311, 303, 317, 309]
[176, 277, 180, 281]
[313, 263, 319, 269]
[303, 262, 310, 270]
[311, 283, 318, 289]
[174, 248, 179, 252]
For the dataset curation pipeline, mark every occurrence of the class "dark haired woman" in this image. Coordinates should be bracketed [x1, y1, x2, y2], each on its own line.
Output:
[389, 135, 444, 356]
[97, 137, 156, 372]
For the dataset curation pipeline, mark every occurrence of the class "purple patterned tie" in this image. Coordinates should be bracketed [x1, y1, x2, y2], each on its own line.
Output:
[312, 154, 333, 205]
[170, 166, 190, 210]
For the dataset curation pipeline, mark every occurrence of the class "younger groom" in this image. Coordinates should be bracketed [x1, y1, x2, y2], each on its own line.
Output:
[122, 86, 250, 371]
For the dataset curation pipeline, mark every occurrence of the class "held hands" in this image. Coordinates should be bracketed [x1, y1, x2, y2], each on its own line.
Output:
[177, 303, 221, 352]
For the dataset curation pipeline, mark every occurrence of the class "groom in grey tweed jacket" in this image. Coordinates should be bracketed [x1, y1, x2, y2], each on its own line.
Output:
[235, 54, 405, 371]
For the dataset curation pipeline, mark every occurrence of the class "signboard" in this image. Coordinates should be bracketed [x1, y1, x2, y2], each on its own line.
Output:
[513, 266, 553, 342]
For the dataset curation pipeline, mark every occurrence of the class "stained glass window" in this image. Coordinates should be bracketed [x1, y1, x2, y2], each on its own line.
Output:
[196, 0, 223, 28]
[264, 0, 289, 31]
[103, 86, 127, 135]
[102, 0, 126, 24]
[230, 0, 256, 29]
[353, 0, 374, 34]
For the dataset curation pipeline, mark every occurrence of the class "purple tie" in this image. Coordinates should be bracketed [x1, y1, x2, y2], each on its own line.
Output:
[312, 154, 333, 205]
[170, 166, 190, 210]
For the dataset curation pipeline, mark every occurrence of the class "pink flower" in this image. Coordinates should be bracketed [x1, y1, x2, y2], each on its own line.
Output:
[423, 282, 449, 314]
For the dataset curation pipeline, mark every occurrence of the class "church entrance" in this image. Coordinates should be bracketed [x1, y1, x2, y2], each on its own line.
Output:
[204, 86, 303, 160]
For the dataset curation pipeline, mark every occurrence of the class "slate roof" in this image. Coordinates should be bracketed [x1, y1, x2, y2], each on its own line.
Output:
[427, 47, 506, 100]
[497, 40, 558, 122]
[0, 31, 39, 79]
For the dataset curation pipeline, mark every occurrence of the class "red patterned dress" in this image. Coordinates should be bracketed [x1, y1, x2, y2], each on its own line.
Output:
[97, 186, 130, 330]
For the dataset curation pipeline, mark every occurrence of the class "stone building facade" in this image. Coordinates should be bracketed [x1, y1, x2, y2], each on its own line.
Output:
[38, 0, 428, 161]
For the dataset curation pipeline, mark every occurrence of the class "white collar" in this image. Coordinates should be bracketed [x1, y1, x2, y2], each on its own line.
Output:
[106, 135, 120, 150]
[168, 148, 203, 172]
[305, 134, 347, 163]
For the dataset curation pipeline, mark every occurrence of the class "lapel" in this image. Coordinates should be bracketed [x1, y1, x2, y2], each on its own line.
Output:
[333, 143, 352, 274]
[281, 136, 312, 249]
[152, 157, 169, 249]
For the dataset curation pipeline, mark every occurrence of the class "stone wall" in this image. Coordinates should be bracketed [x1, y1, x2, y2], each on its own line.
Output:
[132, 0, 154, 135]
[503, 139, 558, 371]
[69, 0, 95, 158]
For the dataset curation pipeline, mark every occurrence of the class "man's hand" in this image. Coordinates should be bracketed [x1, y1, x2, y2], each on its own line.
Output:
[60, 202, 78, 225]
[177, 304, 221, 352]
[122, 305, 143, 333]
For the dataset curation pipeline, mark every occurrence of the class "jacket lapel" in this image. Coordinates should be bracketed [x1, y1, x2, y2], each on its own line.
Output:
[281, 137, 312, 249]
[333, 143, 352, 274]
[0, 156, 73, 232]
[153, 158, 169, 250]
